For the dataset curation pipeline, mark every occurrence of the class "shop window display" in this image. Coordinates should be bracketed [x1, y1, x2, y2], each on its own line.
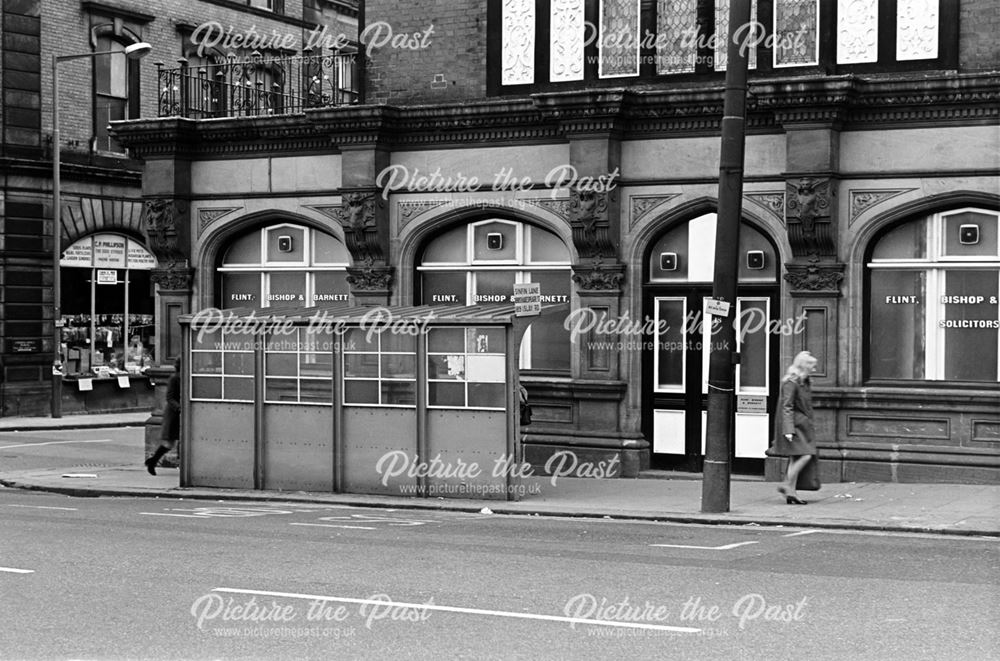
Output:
[59, 234, 156, 378]
[867, 208, 1000, 383]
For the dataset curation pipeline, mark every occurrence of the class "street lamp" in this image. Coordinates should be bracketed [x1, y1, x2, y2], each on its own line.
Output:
[51, 42, 152, 418]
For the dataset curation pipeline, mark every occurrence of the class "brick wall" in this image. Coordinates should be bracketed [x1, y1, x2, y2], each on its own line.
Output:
[38, 0, 350, 155]
[960, 0, 1000, 71]
[364, 0, 486, 105]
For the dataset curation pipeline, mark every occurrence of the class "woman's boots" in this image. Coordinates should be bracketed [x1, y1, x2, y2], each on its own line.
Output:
[144, 446, 169, 475]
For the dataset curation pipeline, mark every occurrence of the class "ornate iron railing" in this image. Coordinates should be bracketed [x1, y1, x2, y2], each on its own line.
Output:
[156, 51, 359, 119]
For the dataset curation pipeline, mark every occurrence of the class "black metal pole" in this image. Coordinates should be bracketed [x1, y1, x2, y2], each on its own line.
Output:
[701, 0, 752, 513]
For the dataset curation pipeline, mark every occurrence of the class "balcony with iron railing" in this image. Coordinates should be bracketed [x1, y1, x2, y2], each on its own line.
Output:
[156, 51, 360, 119]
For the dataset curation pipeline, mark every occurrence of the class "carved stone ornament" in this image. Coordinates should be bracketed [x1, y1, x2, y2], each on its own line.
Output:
[629, 194, 681, 230]
[142, 198, 190, 268]
[397, 200, 449, 230]
[334, 192, 384, 266]
[569, 187, 616, 260]
[744, 192, 786, 226]
[849, 189, 916, 226]
[150, 267, 194, 293]
[785, 177, 836, 261]
[523, 197, 572, 222]
[783, 262, 845, 296]
[571, 261, 626, 292]
[346, 265, 394, 292]
[197, 207, 241, 235]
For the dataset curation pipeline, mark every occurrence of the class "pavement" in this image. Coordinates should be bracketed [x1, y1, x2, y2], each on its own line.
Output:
[1, 412, 998, 537]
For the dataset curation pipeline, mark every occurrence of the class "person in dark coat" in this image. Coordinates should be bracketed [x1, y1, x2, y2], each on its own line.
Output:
[145, 358, 180, 475]
[771, 350, 818, 504]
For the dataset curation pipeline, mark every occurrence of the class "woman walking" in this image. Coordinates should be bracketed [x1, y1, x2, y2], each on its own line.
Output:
[771, 351, 818, 504]
[145, 358, 180, 475]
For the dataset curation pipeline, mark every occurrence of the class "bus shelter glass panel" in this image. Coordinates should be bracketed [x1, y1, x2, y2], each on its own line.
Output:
[190, 329, 254, 401]
[342, 328, 417, 406]
[427, 327, 506, 409]
[265, 328, 335, 404]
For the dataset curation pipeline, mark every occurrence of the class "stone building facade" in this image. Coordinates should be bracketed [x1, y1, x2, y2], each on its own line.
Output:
[111, 0, 999, 483]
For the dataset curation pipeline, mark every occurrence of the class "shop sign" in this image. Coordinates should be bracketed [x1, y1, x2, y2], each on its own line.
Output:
[512, 283, 541, 317]
[9, 339, 41, 353]
[737, 395, 767, 414]
[96, 269, 119, 285]
[127, 239, 156, 269]
[61, 236, 92, 267]
[93, 235, 127, 268]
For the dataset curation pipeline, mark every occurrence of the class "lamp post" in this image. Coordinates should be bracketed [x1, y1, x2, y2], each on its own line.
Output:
[51, 42, 152, 418]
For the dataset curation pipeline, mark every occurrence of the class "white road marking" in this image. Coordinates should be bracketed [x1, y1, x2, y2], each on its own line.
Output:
[0, 567, 34, 574]
[6, 505, 78, 511]
[139, 513, 210, 518]
[783, 530, 821, 538]
[212, 588, 703, 633]
[650, 541, 759, 550]
[0, 439, 114, 450]
[291, 523, 377, 530]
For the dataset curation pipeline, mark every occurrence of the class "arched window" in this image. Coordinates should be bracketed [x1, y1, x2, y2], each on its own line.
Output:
[867, 208, 999, 383]
[416, 219, 572, 372]
[217, 224, 351, 309]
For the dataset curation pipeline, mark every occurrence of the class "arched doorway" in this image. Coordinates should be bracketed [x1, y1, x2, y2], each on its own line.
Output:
[642, 213, 781, 473]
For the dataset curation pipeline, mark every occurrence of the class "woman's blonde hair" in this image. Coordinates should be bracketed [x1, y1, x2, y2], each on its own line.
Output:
[783, 351, 817, 382]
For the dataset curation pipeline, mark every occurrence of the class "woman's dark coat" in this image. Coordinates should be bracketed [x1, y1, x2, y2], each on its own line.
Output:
[770, 376, 817, 457]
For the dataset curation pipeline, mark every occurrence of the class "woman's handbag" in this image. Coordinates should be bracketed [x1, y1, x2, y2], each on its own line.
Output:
[796, 456, 821, 491]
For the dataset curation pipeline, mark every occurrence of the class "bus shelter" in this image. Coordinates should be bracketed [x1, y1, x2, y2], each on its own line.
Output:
[177, 304, 538, 501]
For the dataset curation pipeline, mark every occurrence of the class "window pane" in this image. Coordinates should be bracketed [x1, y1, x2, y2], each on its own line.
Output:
[344, 354, 379, 378]
[738, 225, 777, 282]
[529, 271, 570, 371]
[265, 378, 298, 402]
[468, 382, 505, 408]
[774, 0, 818, 67]
[943, 270, 999, 382]
[473, 271, 515, 304]
[221, 272, 260, 308]
[265, 353, 297, 377]
[191, 376, 222, 399]
[311, 271, 350, 305]
[428, 355, 463, 380]
[193, 329, 220, 351]
[422, 224, 467, 263]
[299, 379, 333, 403]
[267, 272, 305, 307]
[420, 271, 466, 304]
[222, 232, 262, 265]
[738, 300, 768, 389]
[869, 270, 925, 379]
[473, 222, 517, 261]
[224, 352, 255, 376]
[300, 351, 333, 378]
[872, 219, 927, 260]
[649, 222, 689, 281]
[429, 381, 464, 407]
[266, 226, 305, 262]
[381, 332, 416, 353]
[381, 355, 416, 378]
[344, 327, 377, 352]
[527, 226, 570, 262]
[656, 299, 686, 388]
[313, 231, 350, 264]
[382, 381, 416, 406]
[428, 328, 464, 353]
[224, 377, 254, 401]
[344, 379, 378, 404]
[656, 0, 698, 74]
[466, 327, 504, 354]
[943, 212, 999, 258]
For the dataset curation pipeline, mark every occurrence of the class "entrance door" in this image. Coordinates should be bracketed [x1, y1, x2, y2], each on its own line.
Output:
[645, 290, 777, 471]
[641, 213, 781, 473]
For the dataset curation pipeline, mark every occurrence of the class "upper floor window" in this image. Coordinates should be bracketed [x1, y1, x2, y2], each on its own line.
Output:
[866, 208, 1000, 384]
[490, 0, 957, 94]
[248, 0, 285, 13]
[94, 36, 140, 153]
